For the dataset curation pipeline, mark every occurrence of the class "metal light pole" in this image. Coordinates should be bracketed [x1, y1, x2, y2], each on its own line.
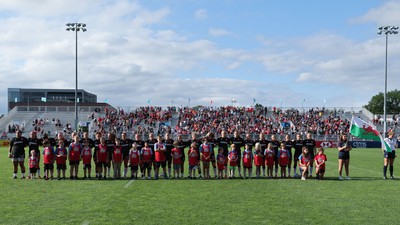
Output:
[66, 23, 87, 132]
[378, 26, 398, 137]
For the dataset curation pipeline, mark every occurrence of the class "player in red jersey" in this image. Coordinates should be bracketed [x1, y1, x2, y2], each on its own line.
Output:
[278, 143, 290, 178]
[171, 141, 182, 179]
[96, 137, 108, 179]
[55, 140, 67, 180]
[68, 135, 82, 180]
[253, 143, 263, 179]
[141, 142, 153, 179]
[314, 147, 327, 180]
[154, 135, 167, 180]
[28, 150, 39, 179]
[269, 134, 280, 178]
[112, 139, 123, 179]
[189, 132, 202, 178]
[228, 144, 238, 179]
[200, 138, 212, 179]
[42, 140, 55, 180]
[187, 142, 198, 179]
[264, 143, 275, 179]
[216, 148, 226, 179]
[242, 144, 253, 179]
[230, 131, 244, 178]
[299, 147, 311, 180]
[81, 140, 92, 180]
[129, 143, 141, 179]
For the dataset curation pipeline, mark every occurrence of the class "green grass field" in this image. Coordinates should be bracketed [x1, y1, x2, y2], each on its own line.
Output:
[0, 146, 399, 225]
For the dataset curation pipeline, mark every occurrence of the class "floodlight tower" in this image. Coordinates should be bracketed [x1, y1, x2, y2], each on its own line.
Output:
[66, 23, 87, 132]
[377, 26, 398, 137]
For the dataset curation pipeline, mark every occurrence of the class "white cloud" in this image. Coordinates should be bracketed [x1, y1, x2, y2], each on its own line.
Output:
[209, 28, 234, 37]
[194, 9, 207, 20]
[353, 1, 400, 26]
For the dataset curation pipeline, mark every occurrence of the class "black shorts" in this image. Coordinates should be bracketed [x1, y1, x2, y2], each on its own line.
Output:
[131, 165, 139, 171]
[318, 169, 325, 174]
[30, 168, 38, 173]
[44, 163, 54, 170]
[69, 160, 80, 166]
[294, 150, 302, 160]
[83, 164, 92, 169]
[155, 161, 166, 168]
[57, 164, 67, 170]
[338, 151, 350, 160]
[384, 150, 396, 159]
[166, 151, 172, 161]
[142, 162, 151, 169]
[97, 162, 107, 167]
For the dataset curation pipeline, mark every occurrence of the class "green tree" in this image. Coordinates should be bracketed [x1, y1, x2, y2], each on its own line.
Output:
[364, 89, 400, 114]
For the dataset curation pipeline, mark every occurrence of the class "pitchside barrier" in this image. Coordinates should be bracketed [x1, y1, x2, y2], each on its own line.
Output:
[317, 141, 388, 148]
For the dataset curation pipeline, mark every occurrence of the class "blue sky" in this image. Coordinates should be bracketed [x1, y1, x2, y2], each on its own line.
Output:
[0, 0, 400, 113]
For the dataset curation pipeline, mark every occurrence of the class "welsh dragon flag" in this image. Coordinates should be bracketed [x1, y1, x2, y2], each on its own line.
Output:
[350, 115, 391, 152]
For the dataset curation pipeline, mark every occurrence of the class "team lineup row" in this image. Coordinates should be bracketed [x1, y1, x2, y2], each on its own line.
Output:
[8, 130, 352, 180]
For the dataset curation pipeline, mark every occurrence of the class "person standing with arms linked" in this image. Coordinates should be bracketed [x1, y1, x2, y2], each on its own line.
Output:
[383, 131, 397, 180]
[9, 130, 29, 179]
[338, 134, 351, 180]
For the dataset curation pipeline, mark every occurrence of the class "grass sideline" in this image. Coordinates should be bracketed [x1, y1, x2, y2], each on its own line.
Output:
[1, 146, 399, 225]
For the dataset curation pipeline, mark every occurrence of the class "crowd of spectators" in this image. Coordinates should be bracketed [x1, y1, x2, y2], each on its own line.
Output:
[91, 106, 177, 136]
[174, 106, 350, 137]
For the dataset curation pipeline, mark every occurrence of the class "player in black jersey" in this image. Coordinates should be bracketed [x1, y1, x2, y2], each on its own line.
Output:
[106, 133, 116, 178]
[257, 132, 269, 177]
[175, 134, 187, 178]
[269, 134, 280, 178]
[132, 134, 145, 178]
[9, 130, 28, 179]
[216, 130, 230, 178]
[303, 132, 316, 177]
[120, 132, 132, 178]
[147, 133, 157, 171]
[293, 134, 304, 178]
[164, 132, 174, 177]
[28, 131, 42, 178]
[230, 131, 244, 178]
[92, 132, 102, 178]
[282, 134, 294, 178]
[206, 132, 218, 179]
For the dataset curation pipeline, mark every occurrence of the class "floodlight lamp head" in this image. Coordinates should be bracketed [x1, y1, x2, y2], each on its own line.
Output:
[378, 31, 382, 35]
[82, 24, 86, 27]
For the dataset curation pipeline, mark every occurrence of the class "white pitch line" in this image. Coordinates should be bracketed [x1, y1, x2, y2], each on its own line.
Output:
[325, 161, 381, 175]
[82, 221, 90, 225]
[124, 180, 134, 188]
